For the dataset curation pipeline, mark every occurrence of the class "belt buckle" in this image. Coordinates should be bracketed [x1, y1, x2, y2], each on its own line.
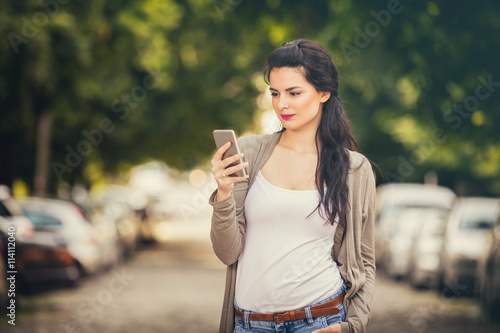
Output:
[272, 312, 286, 324]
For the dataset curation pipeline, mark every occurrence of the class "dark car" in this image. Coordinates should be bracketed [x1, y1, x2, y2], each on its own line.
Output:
[1, 186, 81, 291]
[0, 234, 8, 309]
[19, 197, 120, 274]
[477, 205, 500, 321]
[16, 228, 81, 289]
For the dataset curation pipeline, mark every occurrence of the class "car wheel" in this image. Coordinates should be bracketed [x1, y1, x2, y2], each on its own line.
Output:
[0, 259, 8, 310]
[66, 262, 84, 288]
[409, 267, 422, 289]
[486, 298, 500, 322]
[436, 268, 446, 293]
[18, 275, 35, 295]
[483, 263, 500, 322]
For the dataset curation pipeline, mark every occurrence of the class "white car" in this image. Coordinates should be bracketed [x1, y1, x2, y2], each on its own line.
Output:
[90, 185, 143, 258]
[439, 197, 500, 295]
[0, 185, 34, 242]
[385, 207, 423, 279]
[375, 183, 456, 269]
[408, 207, 450, 288]
[18, 197, 107, 275]
[1, 187, 80, 289]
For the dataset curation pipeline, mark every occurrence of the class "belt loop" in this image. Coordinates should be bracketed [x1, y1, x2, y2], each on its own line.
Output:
[244, 311, 250, 331]
[305, 307, 314, 326]
[290, 310, 297, 321]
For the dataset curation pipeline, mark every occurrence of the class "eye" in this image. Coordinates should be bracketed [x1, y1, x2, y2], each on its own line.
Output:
[290, 92, 300, 96]
[270, 92, 278, 97]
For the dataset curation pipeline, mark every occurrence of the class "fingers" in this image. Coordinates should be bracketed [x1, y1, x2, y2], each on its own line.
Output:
[211, 150, 245, 176]
[211, 153, 244, 176]
[223, 161, 248, 177]
[221, 152, 245, 168]
[211, 141, 232, 165]
[210, 159, 248, 194]
[210, 143, 248, 196]
[216, 164, 249, 183]
[312, 323, 342, 333]
[226, 174, 249, 183]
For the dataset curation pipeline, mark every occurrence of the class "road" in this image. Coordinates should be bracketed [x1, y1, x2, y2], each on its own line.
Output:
[368, 273, 500, 333]
[0, 205, 225, 333]
[1, 188, 500, 332]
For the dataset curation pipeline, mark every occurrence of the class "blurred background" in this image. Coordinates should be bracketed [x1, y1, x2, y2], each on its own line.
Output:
[1, 0, 500, 332]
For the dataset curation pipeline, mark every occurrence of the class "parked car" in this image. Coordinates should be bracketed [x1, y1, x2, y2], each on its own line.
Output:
[375, 183, 456, 268]
[1, 186, 80, 291]
[385, 207, 423, 279]
[87, 207, 123, 269]
[16, 228, 81, 289]
[90, 185, 143, 258]
[129, 163, 172, 242]
[439, 197, 500, 295]
[408, 207, 450, 288]
[0, 185, 34, 242]
[18, 197, 106, 275]
[1, 185, 38, 292]
[0, 234, 7, 309]
[477, 205, 500, 321]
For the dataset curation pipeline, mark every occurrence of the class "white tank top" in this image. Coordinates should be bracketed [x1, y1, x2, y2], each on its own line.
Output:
[234, 170, 343, 313]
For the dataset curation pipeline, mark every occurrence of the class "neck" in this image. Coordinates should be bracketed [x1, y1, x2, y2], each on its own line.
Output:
[279, 127, 319, 154]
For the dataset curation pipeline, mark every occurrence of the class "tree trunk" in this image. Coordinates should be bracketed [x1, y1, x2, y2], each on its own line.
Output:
[33, 111, 52, 197]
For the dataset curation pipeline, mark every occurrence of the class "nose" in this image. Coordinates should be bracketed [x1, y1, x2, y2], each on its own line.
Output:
[278, 95, 289, 110]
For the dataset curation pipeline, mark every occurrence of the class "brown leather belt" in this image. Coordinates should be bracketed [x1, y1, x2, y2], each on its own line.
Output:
[234, 290, 345, 324]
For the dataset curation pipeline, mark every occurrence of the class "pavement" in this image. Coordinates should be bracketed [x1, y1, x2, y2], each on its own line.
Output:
[1, 180, 500, 332]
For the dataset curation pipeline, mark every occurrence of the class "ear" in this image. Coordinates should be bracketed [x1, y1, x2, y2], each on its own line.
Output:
[320, 91, 331, 103]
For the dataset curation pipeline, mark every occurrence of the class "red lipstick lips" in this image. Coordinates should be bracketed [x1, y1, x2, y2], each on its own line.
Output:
[281, 114, 295, 120]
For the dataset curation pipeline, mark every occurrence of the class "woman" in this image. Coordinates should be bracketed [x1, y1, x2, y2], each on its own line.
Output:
[209, 39, 376, 333]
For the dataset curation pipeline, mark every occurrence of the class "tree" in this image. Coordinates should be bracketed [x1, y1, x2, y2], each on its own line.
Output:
[1, 0, 499, 196]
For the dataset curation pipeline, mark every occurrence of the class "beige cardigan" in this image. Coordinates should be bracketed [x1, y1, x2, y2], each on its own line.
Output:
[209, 132, 376, 333]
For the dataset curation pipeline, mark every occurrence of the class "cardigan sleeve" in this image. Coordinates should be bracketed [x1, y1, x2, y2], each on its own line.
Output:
[340, 159, 377, 333]
[209, 137, 251, 266]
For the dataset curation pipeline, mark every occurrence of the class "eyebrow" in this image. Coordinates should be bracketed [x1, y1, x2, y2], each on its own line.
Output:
[269, 86, 303, 92]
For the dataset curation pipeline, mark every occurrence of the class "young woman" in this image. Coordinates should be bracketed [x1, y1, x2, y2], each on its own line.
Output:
[209, 39, 376, 333]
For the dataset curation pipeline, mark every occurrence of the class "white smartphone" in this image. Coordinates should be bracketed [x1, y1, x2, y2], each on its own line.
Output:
[213, 130, 247, 177]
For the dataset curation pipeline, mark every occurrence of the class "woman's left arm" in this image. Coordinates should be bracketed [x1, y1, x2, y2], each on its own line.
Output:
[317, 160, 377, 333]
[344, 161, 377, 333]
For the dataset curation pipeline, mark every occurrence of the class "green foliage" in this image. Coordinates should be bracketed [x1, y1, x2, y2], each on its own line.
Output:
[322, 0, 500, 194]
[1, 0, 499, 195]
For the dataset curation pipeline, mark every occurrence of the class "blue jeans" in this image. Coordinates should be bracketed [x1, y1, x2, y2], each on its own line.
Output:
[233, 285, 346, 333]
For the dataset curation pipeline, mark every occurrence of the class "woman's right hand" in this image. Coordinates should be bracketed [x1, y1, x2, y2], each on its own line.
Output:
[211, 141, 249, 202]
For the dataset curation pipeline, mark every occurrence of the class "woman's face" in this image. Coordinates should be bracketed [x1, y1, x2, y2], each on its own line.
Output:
[269, 67, 330, 132]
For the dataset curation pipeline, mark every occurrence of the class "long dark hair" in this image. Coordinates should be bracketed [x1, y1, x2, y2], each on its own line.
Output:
[264, 39, 361, 228]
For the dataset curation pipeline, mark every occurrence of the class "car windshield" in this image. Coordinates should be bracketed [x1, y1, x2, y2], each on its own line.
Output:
[421, 209, 448, 235]
[0, 199, 24, 217]
[0, 202, 11, 217]
[394, 208, 422, 236]
[458, 204, 498, 230]
[23, 210, 63, 228]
